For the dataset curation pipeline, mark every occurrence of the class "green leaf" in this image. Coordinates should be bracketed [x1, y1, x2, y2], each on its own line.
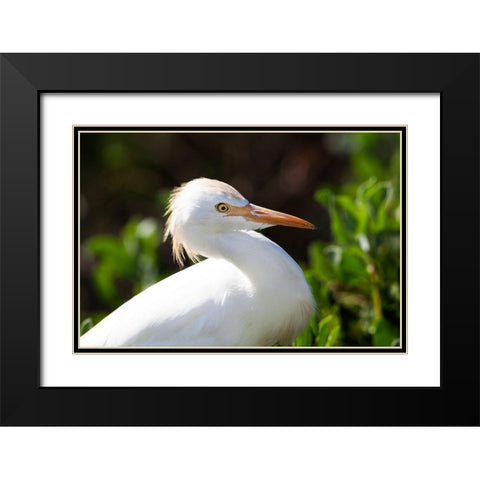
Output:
[92, 262, 123, 307]
[122, 218, 141, 256]
[366, 181, 392, 211]
[323, 245, 342, 269]
[293, 323, 314, 346]
[307, 242, 337, 281]
[316, 314, 341, 347]
[366, 182, 394, 231]
[373, 319, 399, 346]
[80, 312, 108, 335]
[80, 318, 93, 336]
[330, 199, 355, 244]
[325, 324, 341, 346]
[356, 177, 378, 207]
[86, 235, 134, 277]
[316, 190, 356, 243]
[335, 195, 359, 219]
[338, 246, 369, 286]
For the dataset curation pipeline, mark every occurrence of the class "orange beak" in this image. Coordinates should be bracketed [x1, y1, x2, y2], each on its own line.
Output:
[229, 203, 315, 230]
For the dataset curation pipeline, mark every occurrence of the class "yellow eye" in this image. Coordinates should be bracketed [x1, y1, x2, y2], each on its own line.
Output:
[216, 203, 229, 213]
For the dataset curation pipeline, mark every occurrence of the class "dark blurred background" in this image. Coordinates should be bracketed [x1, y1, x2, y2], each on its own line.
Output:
[80, 131, 401, 346]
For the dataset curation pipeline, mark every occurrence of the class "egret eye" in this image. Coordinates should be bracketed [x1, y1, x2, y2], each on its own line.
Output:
[216, 203, 230, 213]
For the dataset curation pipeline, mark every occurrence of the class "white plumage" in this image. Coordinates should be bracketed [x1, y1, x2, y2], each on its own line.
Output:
[80, 178, 315, 347]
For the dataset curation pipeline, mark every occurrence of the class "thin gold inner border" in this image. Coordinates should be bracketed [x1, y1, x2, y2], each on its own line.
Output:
[74, 127, 406, 354]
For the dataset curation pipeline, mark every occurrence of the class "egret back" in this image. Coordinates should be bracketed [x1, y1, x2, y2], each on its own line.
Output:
[81, 232, 314, 347]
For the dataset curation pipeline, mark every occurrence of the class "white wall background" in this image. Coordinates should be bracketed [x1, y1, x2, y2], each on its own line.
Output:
[1, 2, 479, 480]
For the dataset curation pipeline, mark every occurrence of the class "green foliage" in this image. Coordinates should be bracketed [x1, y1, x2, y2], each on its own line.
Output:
[295, 177, 400, 347]
[82, 177, 401, 346]
[81, 217, 165, 334]
[81, 133, 401, 346]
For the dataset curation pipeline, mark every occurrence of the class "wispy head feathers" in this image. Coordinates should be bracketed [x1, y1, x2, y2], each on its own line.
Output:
[163, 178, 246, 267]
[163, 184, 199, 267]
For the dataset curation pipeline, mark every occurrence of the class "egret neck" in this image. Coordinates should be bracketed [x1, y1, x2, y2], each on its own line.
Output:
[186, 228, 307, 289]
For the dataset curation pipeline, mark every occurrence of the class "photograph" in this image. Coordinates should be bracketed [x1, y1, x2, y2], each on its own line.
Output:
[76, 127, 405, 351]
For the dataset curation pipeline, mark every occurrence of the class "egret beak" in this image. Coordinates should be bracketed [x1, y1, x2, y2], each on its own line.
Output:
[229, 203, 315, 229]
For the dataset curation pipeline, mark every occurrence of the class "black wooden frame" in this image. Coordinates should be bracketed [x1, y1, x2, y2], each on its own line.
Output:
[1, 54, 478, 425]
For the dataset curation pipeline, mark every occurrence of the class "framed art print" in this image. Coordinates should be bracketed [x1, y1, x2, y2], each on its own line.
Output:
[0, 54, 478, 425]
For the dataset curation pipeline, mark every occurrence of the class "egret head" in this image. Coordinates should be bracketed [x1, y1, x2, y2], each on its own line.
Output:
[164, 178, 314, 266]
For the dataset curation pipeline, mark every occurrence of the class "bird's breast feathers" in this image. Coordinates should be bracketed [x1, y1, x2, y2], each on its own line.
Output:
[81, 257, 313, 347]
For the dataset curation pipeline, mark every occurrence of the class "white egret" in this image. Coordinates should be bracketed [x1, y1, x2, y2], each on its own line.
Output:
[80, 178, 315, 347]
